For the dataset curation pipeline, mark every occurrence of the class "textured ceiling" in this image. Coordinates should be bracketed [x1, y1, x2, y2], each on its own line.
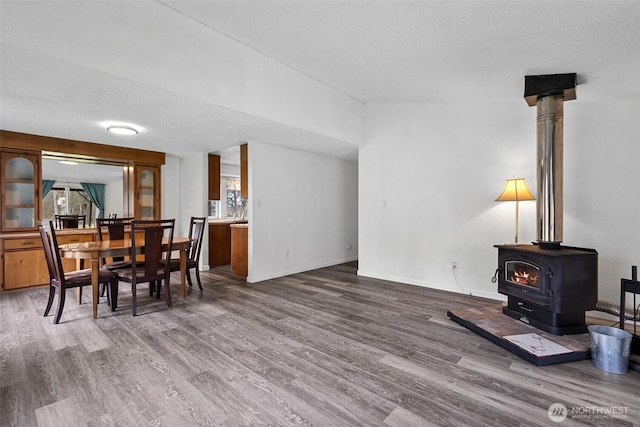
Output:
[170, 0, 639, 103]
[1, 0, 639, 174]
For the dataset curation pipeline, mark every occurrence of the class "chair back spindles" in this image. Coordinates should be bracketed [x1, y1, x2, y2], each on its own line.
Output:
[188, 217, 207, 262]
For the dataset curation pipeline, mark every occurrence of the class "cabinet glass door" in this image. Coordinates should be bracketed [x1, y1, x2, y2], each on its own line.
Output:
[2, 153, 39, 230]
[138, 167, 157, 220]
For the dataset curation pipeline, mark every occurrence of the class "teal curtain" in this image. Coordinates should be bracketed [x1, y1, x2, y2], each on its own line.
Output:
[42, 180, 55, 198]
[80, 182, 105, 219]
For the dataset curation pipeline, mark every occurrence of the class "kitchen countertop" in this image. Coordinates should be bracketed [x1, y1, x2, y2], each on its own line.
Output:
[208, 217, 248, 224]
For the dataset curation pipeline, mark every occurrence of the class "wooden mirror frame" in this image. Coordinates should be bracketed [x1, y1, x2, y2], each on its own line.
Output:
[0, 130, 165, 225]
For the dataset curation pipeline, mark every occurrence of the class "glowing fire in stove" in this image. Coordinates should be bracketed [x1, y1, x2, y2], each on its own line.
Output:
[511, 270, 539, 287]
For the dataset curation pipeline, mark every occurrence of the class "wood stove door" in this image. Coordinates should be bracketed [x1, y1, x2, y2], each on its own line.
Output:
[504, 261, 541, 290]
[498, 256, 552, 306]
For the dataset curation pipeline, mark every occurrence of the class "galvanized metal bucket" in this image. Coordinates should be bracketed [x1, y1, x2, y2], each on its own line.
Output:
[588, 325, 632, 374]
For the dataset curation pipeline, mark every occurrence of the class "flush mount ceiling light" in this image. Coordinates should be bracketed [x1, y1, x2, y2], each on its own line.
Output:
[101, 121, 142, 136]
[107, 125, 138, 135]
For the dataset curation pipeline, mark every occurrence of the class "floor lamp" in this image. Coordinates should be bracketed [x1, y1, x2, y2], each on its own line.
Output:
[496, 178, 535, 244]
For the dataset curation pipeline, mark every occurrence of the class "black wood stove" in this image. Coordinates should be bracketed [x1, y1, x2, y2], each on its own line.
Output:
[495, 244, 597, 335]
[493, 74, 599, 335]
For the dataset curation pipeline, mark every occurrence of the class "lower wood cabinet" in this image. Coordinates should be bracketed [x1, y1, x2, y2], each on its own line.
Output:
[1, 230, 96, 291]
[230, 224, 248, 277]
[1, 236, 48, 290]
[209, 221, 248, 268]
[209, 223, 232, 267]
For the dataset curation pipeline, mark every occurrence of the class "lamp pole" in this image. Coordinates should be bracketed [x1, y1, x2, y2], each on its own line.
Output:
[514, 200, 520, 244]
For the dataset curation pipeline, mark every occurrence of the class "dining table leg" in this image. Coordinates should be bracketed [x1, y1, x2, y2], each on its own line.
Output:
[91, 257, 99, 319]
[180, 247, 187, 299]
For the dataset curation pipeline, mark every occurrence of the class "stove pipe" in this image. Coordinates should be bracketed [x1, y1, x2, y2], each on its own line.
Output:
[536, 95, 563, 246]
[524, 73, 577, 248]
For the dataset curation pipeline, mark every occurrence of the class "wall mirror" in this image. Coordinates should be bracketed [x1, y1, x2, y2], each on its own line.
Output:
[1, 130, 165, 230]
[41, 153, 126, 227]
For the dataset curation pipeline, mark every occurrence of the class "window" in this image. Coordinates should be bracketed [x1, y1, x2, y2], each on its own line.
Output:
[208, 200, 219, 218]
[42, 186, 94, 226]
[225, 177, 246, 218]
[207, 176, 247, 219]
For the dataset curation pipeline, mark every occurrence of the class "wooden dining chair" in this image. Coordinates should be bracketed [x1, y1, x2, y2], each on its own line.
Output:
[55, 214, 86, 229]
[95, 217, 134, 308]
[165, 216, 206, 291]
[96, 217, 134, 270]
[39, 221, 118, 324]
[112, 219, 175, 316]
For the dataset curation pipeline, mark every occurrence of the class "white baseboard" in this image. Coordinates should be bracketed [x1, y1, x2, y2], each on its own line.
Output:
[357, 270, 505, 301]
[247, 256, 358, 283]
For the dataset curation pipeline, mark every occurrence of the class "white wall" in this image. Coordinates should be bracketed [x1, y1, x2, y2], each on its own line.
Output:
[103, 177, 123, 218]
[359, 100, 640, 305]
[175, 153, 208, 268]
[220, 163, 240, 177]
[162, 155, 181, 226]
[249, 141, 358, 282]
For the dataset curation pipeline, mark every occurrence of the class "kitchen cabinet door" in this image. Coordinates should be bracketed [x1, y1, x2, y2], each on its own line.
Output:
[209, 223, 231, 267]
[2, 242, 49, 290]
[208, 154, 221, 200]
[1, 150, 41, 232]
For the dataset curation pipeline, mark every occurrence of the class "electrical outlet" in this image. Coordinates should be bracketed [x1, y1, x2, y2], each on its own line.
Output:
[452, 261, 458, 269]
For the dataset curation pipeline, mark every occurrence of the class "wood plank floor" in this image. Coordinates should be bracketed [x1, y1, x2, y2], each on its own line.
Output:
[1, 262, 638, 426]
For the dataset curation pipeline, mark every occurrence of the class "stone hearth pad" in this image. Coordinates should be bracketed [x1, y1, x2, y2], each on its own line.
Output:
[447, 304, 591, 366]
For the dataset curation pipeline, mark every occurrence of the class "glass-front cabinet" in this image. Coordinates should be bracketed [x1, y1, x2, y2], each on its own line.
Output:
[135, 165, 160, 220]
[1, 150, 41, 232]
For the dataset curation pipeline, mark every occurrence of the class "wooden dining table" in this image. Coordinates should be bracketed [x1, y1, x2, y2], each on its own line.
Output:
[58, 237, 191, 319]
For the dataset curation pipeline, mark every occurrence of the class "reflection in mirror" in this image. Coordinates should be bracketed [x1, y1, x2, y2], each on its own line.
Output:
[42, 157, 125, 227]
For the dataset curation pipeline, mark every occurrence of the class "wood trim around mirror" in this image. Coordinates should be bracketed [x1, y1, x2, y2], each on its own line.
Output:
[0, 130, 165, 165]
